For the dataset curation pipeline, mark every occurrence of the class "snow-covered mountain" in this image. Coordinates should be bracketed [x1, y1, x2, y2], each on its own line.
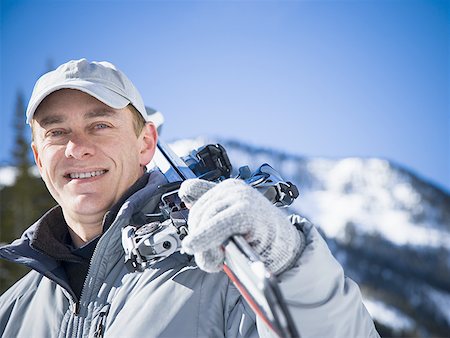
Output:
[170, 137, 450, 337]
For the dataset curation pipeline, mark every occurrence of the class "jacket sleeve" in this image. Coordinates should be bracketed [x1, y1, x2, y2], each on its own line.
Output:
[255, 217, 380, 338]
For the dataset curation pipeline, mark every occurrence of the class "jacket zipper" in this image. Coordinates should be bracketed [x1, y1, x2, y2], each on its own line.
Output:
[71, 240, 102, 338]
[93, 312, 107, 338]
[71, 224, 121, 337]
[72, 301, 80, 315]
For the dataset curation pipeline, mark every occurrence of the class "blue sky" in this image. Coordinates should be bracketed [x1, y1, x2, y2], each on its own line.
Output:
[1, 0, 449, 192]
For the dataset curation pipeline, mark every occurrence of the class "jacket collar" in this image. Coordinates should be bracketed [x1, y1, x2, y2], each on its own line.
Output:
[29, 172, 152, 261]
[0, 168, 168, 272]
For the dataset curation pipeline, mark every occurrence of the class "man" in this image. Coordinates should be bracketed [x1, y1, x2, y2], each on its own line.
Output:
[0, 59, 379, 337]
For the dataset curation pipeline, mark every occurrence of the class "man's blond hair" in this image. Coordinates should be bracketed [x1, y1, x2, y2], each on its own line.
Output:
[127, 104, 147, 137]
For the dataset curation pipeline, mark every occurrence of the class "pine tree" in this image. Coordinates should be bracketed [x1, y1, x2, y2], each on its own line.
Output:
[13, 91, 31, 180]
[0, 91, 55, 293]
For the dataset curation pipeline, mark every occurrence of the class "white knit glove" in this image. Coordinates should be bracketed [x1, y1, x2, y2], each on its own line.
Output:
[178, 178, 305, 275]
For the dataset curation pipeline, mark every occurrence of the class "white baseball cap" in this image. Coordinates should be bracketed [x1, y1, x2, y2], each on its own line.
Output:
[26, 58, 150, 124]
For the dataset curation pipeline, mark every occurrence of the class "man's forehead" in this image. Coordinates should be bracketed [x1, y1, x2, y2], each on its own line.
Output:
[34, 89, 127, 118]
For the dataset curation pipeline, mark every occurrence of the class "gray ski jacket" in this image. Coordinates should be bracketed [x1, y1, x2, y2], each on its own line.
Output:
[0, 169, 379, 338]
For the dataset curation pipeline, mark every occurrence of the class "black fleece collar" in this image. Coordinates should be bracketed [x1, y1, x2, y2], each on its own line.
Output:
[30, 172, 151, 262]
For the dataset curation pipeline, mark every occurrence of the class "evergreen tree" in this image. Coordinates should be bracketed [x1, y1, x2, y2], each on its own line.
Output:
[13, 91, 31, 180]
[0, 91, 55, 293]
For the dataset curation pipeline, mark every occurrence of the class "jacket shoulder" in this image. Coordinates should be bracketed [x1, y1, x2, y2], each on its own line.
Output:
[0, 270, 43, 305]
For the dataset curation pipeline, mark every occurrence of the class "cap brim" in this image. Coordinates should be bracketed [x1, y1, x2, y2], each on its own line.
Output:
[26, 80, 130, 124]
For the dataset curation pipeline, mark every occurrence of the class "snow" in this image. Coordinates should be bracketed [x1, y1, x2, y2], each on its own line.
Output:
[363, 298, 415, 332]
[169, 137, 211, 158]
[280, 158, 299, 180]
[298, 189, 450, 248]
[0, 166, 17, 187]
[392, 182, 421, 209]
[426, 288, 450, 325]
[0, 166, 42, 188]
[30, 166, 40, 177]
[295, 157, 450, 249]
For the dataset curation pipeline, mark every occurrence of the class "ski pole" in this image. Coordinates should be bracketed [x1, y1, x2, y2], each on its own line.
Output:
[153, 140, 299, 338]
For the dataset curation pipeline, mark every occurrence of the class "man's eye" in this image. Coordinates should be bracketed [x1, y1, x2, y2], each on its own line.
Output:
[94, 123, 110, 129]
[47, 130, 66, 137]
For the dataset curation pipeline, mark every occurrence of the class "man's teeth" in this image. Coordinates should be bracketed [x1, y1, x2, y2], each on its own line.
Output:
[69, 170, 106, 179]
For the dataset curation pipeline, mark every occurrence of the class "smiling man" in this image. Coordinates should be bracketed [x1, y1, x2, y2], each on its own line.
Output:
[0, 59, 379, 337]
[31, 88, 156, 246]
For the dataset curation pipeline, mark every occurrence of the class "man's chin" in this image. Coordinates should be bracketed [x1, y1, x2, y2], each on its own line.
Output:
[64, 195, 113, 218]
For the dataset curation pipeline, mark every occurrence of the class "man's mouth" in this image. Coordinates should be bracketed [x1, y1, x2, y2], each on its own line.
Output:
[65, 170, 108, 180]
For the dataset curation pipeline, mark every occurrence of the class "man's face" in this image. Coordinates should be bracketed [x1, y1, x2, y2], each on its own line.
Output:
[31, 89, 157, 222]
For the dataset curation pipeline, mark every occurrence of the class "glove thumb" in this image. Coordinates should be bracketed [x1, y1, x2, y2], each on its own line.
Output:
[178, 178, 216, 207]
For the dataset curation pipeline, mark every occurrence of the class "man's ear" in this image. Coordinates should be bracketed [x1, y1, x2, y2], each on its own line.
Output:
[31, 142, 44, 175]
[139, 122, 158, 167]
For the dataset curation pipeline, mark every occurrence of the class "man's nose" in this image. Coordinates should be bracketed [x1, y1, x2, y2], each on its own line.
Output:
[64, 134, 95, 159]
